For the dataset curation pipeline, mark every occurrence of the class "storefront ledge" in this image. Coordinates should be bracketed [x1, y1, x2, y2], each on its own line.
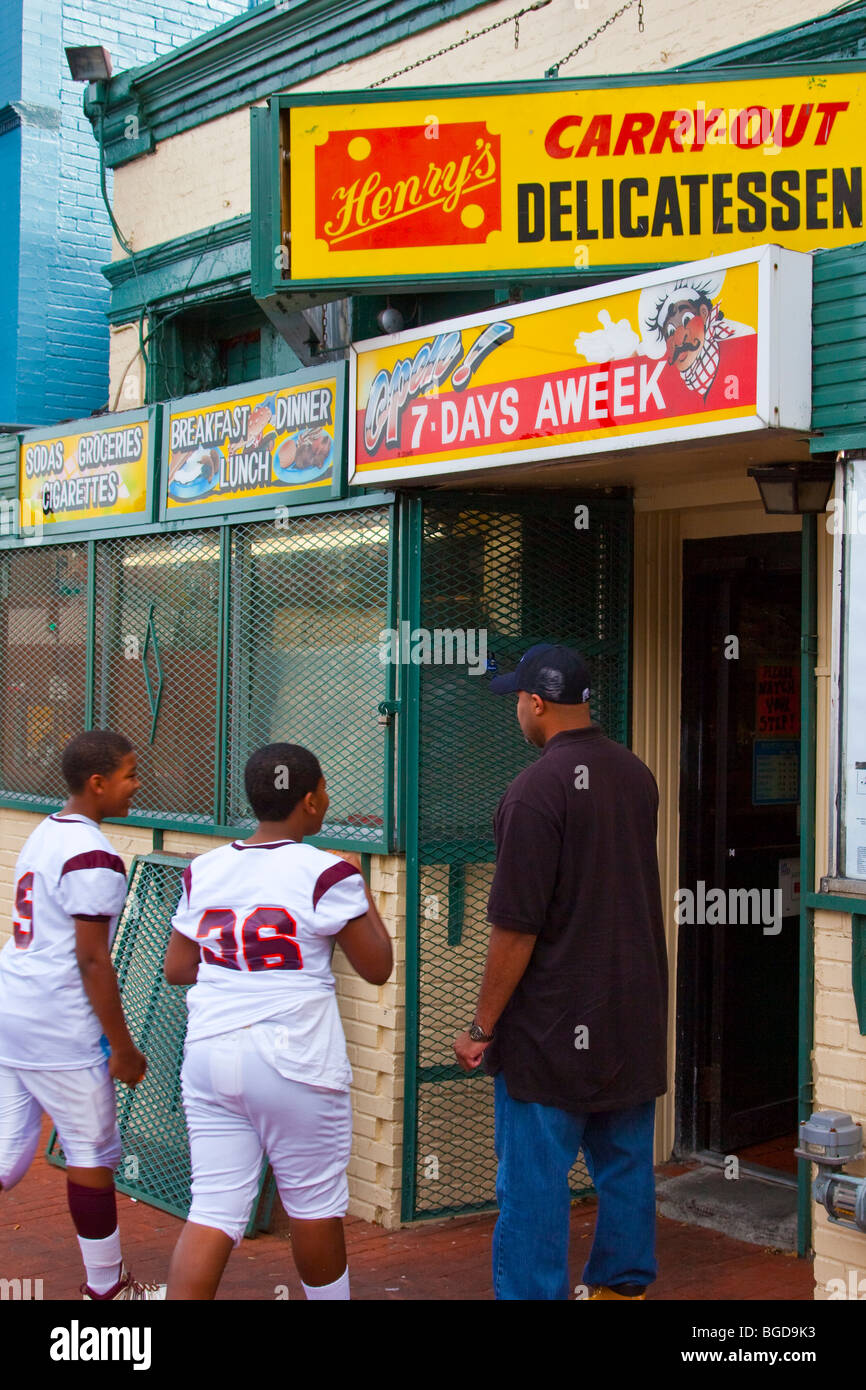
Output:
[812, 883, 866, 912]
[103, 217, 251, 323]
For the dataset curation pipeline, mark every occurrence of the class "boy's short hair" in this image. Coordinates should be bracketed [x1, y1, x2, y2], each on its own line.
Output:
[244, 743, 323, 821]
[61, 730, 134, 793]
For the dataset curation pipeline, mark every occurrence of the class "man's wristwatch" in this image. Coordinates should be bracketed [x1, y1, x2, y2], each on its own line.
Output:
[468, 1021, 495, 1042]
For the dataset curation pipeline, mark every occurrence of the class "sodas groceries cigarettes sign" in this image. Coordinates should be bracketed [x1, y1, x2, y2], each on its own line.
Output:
[161, 366, 345, 518]
[285, 69, 865, 284]
[20, 408, 153, 529]
[349, 247, 811, 484]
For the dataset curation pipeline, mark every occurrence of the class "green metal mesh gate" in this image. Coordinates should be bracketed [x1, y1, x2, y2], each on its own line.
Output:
[47, 854, 274, 1235]
[0, 506, 395, 848]
[0, 545, 88, 803]
[403, 493, 632, 1219]
[226, 507, 394, 842]
[94, 532, 221, 825]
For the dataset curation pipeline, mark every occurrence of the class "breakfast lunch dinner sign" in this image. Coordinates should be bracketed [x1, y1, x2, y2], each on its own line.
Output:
[349, 247, 811, 484]
[161, 366, 346, 519]
[285, 69, 865, 285]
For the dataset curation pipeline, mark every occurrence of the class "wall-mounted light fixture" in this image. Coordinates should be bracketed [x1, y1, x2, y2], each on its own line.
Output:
[65, 46, 113, 82]
[747, 460, 835, 515]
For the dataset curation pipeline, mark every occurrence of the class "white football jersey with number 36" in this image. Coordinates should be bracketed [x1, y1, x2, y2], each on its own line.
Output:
[169, 839, 369, 1092]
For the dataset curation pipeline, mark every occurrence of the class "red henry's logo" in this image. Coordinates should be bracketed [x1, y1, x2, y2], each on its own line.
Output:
[315, 122, 501, 251]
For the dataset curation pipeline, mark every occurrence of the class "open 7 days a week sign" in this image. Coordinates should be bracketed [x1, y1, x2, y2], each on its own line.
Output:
[349, 246, 811, 485]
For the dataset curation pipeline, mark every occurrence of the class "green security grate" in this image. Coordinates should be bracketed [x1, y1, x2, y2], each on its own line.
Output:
[0, 506, 396, 850]
[405, 493, 633, 1220]
[226, 507, 395, 848]
[93, 533, 221, 826]
[0, 544, 89, 804]
[47, 854, 274, 1237]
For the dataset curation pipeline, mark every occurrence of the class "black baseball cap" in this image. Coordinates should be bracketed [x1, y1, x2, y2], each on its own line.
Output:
[488, 643, 591, 704]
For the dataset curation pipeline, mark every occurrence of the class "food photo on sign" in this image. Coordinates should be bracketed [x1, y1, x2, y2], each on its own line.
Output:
[163, 371, 343, 516]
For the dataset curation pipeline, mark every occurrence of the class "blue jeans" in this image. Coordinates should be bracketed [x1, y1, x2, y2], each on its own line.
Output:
[492, 1072, 657, 1300]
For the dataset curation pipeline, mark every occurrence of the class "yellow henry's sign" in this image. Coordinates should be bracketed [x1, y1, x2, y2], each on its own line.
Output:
[20, 409, 152, 528]
[350, 247, 812, 484]
[287, 68, 865, 282]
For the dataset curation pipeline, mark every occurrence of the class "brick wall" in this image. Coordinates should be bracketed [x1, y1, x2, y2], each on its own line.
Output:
[0, 0, 251, 426]
[0, 810, 405, 1227]
[0, 0, 23, 107]
[111, 0, 835, 253]
[812, 907, 866, 1299]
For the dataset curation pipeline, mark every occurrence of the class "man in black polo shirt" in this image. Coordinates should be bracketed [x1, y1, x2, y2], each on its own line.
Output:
[454, 644, 667, 1301]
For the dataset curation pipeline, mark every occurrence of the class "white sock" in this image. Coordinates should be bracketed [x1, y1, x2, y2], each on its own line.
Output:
[78, 1227, 123, 1294]
[302, 1266, 350, 1301]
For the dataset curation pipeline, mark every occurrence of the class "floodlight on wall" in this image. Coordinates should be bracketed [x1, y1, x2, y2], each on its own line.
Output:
[65, 46, 113, 82]
[747, 461, 835, 515]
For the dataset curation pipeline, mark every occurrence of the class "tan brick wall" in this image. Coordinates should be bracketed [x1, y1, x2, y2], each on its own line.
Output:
[0, 811, 405, 1226]
[812, 907, 866, 1299]
[333, 853, 405, 1227]
[109, 321, 147, 412]
[810, 517, 866, 1298]
[109, 0, 835, 255]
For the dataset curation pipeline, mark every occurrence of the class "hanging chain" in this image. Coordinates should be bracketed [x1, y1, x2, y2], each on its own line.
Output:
[321, 303, 328, 355]
[546, 0, 640, 76]
[370, 0, 552, 87]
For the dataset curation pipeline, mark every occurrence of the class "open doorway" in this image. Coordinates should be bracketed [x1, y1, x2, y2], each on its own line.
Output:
[676, 531, 801, 1180]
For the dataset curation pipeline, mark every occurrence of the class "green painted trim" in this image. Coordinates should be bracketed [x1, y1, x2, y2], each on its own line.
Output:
[811, 430, 866, 453]
[0, 795, 65, 817]
[87, 1, 497, 169]
[250, 108, 274, 302]
[797, 516, 817, 1260]
[806, 891, 866, 914]
[258, 262, 675, 302]
[675, 1, 866, 68]
[105, 218, 251, 323]
[276, 61, 866, 108]
[381, 508, 398, 853]
[213, 526, 231, 827]
[84, 539, 96, 731]
[0, 483, 395, 551]
[400, 495, 423, 1224]
[853, 915, 866, 1034]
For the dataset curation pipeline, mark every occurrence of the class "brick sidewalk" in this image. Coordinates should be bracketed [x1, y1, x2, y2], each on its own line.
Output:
[0, 1123, 813, 1300]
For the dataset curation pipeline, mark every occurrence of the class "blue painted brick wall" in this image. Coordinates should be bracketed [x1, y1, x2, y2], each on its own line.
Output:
[0, 0, 23, 109]
[0, 0, 251, 427]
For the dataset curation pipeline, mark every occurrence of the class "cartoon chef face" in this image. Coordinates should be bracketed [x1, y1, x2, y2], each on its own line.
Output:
[661, 297, 711, 373]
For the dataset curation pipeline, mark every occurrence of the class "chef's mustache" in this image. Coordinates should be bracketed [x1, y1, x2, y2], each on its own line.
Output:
[671, 338, 702, 363]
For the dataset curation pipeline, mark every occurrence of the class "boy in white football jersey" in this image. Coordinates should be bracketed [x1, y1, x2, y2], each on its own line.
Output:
[0, 729, 164, 1300]
[164, 742, 393, 1300]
